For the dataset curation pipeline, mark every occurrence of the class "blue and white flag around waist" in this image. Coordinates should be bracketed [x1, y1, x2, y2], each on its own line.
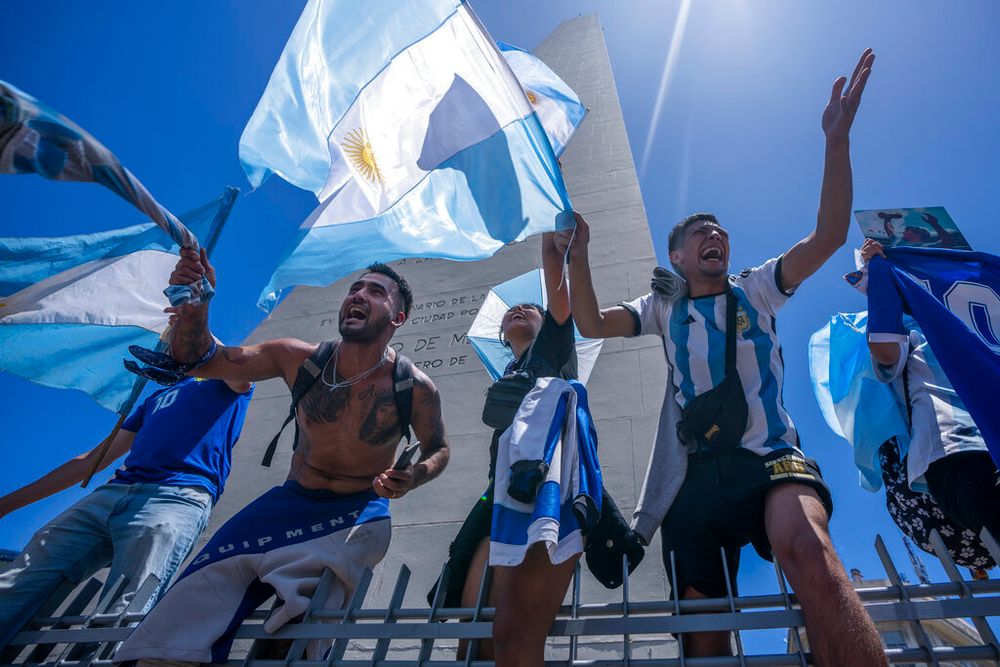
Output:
[0, 189, 237, 413]
[239, 0, 573, 311]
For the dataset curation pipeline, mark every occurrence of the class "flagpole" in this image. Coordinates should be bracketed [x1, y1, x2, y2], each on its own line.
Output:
[80, 187, 239, 487]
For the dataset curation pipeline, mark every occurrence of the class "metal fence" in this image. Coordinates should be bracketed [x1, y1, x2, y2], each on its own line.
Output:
[3, 528, 1000, 666]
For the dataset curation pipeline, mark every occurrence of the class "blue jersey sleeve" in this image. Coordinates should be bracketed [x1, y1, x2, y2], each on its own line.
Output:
[121, 396, 149, 433]
[866, 257, 908, 341]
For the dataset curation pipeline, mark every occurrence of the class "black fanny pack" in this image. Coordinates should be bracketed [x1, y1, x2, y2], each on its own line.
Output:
[481, 368, 536, 431]
[677, 286, 749, 451]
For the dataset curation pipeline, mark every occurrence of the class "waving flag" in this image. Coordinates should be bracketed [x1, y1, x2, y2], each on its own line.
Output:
[867, 247, 1000, 466]
[498, 43, 586, 158]
[808, 311, 910, 492]
[239, 0, 573, 311]
[0, 189, 237, 413]
[0, 80, 211, 305]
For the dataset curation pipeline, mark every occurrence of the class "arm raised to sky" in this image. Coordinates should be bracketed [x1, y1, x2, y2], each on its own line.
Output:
[781, 48, 875, 293]
[857, 238, 902, 367]
[556, 212, 637, 339]
[542, 231, 570, 325]
[166, 247, 312, 385]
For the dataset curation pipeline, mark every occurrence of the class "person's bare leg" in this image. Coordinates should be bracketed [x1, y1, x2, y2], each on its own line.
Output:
[765, 483, 886, 667]
[457, 538, 492, 661]
[491, 544, 578, 667]
[679, 586, 733, 657]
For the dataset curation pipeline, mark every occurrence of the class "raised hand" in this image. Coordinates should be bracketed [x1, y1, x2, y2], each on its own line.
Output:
[553, 211, 590, 259]
[169, 247, 215, 288]
[822, 49, 875, 146]
[860, 238, 886, 263]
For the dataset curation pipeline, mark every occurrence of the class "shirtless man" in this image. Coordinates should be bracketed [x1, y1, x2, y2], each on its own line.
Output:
[115, 248, 449, 665]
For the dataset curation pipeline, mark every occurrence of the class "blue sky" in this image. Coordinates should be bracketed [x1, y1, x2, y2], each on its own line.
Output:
[2, 0, 999, 653]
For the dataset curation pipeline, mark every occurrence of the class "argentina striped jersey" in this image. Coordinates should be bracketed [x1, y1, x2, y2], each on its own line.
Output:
[624, 257, 800, 456]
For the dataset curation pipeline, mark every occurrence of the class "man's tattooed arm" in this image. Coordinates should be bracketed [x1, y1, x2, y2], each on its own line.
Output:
[409, 373, 450, 488]
[169, 303, 213, 364]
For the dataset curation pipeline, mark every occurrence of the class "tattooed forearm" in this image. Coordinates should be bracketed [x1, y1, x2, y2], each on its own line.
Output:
[411, 387, 449, 487]
[169, 304, 212, 364]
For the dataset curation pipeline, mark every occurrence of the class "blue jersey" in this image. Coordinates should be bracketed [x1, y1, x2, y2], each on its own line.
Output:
[115, 378, 254, 501]
[867, 247, 1000, 467]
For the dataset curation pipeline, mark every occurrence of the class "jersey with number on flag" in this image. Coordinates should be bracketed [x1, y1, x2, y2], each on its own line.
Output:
[867, 247, 1000, 466]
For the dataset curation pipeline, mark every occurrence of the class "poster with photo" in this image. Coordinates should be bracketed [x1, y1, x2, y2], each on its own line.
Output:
[853, 206, 971, 250]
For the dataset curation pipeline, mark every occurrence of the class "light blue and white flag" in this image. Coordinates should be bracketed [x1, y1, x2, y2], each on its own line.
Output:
[239, 0, 573, 311]
[808, 311, 910, 491]
[498, 43, 586, 158]
[0, 80, 212, 305]
[0, 189, 237, 413]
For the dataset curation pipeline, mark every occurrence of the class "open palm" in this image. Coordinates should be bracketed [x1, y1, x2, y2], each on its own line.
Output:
[822, 48, 875, 145]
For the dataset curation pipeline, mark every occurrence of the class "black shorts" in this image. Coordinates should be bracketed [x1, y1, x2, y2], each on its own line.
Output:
[925, 450, 1000, 538]
[660, 448, 833, 600]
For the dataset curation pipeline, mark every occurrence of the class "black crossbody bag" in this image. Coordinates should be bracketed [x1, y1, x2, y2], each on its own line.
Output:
[482, 336, 540, 432]
[676, 286, 749, 451]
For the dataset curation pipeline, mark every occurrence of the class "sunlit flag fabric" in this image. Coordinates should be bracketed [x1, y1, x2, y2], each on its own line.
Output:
[239, 0, 573, 311]
[0, 189, 237, 414]
[467, 269, 603, 384]
[498, 42, 586, 158]
[0, 80, 211, 305]
[808, 311, 910, 492]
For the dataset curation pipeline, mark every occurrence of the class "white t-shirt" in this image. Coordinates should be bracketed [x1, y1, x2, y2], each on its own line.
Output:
[623, 257, 800, 457]
[871, 322, 985, 487]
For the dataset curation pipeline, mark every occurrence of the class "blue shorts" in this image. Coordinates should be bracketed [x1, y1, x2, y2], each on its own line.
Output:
[116, 481, 391, 664]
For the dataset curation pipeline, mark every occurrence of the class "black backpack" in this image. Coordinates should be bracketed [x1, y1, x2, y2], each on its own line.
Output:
[261, 341, 415, 466]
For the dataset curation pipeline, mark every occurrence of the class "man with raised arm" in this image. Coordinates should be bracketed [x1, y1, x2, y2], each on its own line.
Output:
[0, 377, 252, 647]
[115, 249, 449, 666]
[557, 50, 885, 664]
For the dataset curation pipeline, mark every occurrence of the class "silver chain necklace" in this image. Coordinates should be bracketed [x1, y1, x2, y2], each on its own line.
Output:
[321, 343, 389, 391]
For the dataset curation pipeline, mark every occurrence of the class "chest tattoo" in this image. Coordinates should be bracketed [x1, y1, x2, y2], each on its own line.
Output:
[299, 383, 350, 424]
[298, 382, 399, 446]
[359, 389, 400, 446]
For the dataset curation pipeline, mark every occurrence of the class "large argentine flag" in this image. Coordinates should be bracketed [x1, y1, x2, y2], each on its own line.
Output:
[0, 189, 237, 413]
[239, 0, 573, 311]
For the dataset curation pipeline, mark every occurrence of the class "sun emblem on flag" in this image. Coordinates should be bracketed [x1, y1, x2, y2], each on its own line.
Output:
[524, 89, 538, 105]
[342, 128, 384, 186]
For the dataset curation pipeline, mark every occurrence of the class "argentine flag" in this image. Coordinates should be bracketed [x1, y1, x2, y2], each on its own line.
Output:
[808, 311, 910, 492]
[0, 189, 237, 413]
[498, 43, 586, 158]
[239, 0, 573, 311]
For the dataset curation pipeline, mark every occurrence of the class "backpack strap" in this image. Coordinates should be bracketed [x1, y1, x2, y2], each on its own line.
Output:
[724, 284, 738, 375]
[393, 353, 415, 444]
[261, 341, 337, 466]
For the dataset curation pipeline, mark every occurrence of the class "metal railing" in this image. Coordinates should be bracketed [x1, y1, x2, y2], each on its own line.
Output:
[3, 528, 1000, 666]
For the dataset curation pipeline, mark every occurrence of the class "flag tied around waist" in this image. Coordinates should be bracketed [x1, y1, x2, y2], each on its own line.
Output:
[0, 80, 211, 305]
[0, 189, 237, 413]
[866, 247, 1000, 467]
[239, 0, 575, 311]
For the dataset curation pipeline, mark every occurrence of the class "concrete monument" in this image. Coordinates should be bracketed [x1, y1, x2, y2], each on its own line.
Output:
[202, 13, 674, 659]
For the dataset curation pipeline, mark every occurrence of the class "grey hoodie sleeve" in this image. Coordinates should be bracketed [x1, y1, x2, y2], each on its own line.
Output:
[631, 364, 687, 544]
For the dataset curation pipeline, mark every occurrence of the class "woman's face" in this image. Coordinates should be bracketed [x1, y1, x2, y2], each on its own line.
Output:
[501, 304, 544, 344]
